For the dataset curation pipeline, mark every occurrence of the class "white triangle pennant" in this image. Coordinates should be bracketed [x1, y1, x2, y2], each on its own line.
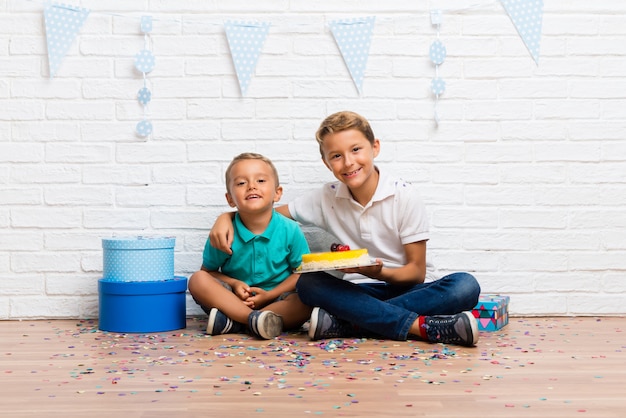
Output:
[329, 16, 376, 95]
[500, 0, 543, 64]
[224, 20, 271, 96]
[44, 2, 90, 79]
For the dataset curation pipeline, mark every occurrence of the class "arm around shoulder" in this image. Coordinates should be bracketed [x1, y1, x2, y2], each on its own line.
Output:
[208, 211, 236, 254]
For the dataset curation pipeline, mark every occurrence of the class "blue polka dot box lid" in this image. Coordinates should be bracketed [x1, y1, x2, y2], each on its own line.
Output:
[102, 236, 175, 250]
[102, 236, 176, 282]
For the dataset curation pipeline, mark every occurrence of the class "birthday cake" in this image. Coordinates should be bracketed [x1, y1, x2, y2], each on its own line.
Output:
[297, 244, 372, 272]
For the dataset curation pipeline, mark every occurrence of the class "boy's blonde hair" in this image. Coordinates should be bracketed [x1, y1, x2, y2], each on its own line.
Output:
[225, 152, 280, 192]
[315, 111, 376, 157]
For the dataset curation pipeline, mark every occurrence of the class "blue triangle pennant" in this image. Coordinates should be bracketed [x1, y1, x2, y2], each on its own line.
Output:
[500, 0, 544, 64]
[44, 2, 90, 79]
[224, 20, 271, 96]
[329, 16, 376, 95]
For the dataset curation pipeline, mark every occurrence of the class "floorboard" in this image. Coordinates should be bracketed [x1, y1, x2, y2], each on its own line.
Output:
[1, 317, 624, 417]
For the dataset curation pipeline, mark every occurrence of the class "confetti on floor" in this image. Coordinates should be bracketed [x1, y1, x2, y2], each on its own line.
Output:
[1, 317, 625, 417]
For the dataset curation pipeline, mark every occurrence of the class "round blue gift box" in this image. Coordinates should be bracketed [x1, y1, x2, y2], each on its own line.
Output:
[102, 236, 175, 282]
[98, 277, 187, 333]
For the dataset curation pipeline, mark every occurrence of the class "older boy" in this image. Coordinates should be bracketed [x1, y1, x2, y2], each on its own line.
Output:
[210, 113, 481, 346]
[188, 153, 311, 339]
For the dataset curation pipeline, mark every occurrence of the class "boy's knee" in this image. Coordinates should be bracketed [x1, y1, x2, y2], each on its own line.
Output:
[187, 271, 207, 295]
[295, 277, 306, 293]
[463, 273, 481, 297]
[295, 274, 314, 292]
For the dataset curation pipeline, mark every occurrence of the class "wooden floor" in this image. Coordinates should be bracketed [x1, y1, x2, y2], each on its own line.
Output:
[1, 317, 624, 418]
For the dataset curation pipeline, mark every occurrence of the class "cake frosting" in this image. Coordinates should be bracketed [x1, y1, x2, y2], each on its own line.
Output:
[298, 247, 371, 271]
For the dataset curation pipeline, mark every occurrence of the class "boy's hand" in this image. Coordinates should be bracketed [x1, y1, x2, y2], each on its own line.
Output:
[231, 280, 252, 301]
[340, 259, 383, 279]
[209, 212, 236, 255]
[244, 287, 271, 309]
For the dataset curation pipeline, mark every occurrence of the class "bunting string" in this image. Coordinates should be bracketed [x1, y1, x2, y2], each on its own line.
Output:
[429, 10, 446, 125]
[134, 16, 155, 137]
[38, 0, 544, 131]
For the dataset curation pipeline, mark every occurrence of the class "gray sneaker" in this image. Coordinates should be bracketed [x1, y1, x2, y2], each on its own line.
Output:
[422, 312, 478, 347]
[248, 310, 283, 339]
[206, 308, 245, 335]
[308, 307, 354, 340]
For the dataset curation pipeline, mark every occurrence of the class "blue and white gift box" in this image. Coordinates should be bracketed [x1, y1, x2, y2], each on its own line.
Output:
[98, 236, 187, 333]
[98, 276, 187, 333]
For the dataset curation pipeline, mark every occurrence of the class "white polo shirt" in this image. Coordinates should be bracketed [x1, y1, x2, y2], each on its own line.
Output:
[288, 169, 439, 284]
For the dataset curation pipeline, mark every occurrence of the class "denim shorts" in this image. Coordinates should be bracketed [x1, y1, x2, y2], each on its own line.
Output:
[194, 280, 296, 315]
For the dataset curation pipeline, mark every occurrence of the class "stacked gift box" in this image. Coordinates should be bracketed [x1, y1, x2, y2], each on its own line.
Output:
[98, 236, 187, 333]
[472, 294, 510, 331]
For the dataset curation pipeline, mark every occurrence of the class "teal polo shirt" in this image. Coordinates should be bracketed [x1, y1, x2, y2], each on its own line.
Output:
[202, 210, 310, 291]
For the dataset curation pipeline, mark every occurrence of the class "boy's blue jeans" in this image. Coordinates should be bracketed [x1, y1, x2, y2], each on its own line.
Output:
[296, 271, 480, 340]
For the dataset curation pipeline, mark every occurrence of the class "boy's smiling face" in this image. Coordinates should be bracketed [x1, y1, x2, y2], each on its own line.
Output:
[225, 159, 283, 215]
[321, 128, 380, 204]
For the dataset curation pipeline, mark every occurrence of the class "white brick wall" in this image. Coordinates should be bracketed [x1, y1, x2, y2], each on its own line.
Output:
[1, 1, 625, 318]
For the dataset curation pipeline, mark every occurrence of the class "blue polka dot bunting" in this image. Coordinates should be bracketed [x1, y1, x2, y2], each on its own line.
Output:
[137, 87, 152, 105]
[500, 0, 544, 64]
[141, 15, 153, 34]
[136, 119, 153, 137]
[43, 3, 90, 78]
[431, 77, 446, 95]
[429, 39, 446, 65]
[224, 20, 271, 96]
[135, 49, 155, 73]
[329, 16, 376, 95]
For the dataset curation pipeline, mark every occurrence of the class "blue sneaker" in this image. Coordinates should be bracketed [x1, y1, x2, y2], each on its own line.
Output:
[422, 312, 478, 347]
[308, 307, 354, 340]
[248, 310, 283, 339]
[206, 308, 245, 335]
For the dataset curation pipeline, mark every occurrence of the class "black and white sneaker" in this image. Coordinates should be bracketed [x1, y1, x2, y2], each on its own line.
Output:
[308, 307, 354, 340]
[206, 308, 245, 335]
[248, 310, 283, 339]
[422, 312, 478, 347]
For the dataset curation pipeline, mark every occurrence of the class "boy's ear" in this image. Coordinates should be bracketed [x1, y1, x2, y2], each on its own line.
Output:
[372, 138, 381, 157]
[225, 192, 237, 208]
[273, 185, 284, 203]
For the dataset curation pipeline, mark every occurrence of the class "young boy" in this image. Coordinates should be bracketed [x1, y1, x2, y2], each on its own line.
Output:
[210, 112, 481, 346]
[188, 153, 312, 339]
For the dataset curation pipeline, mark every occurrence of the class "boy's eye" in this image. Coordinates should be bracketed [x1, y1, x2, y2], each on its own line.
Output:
[331, 153, 341, 160]
[352, 146, 361, 152]
[236, 181, 246, 186]
[257, 179, 266, 183]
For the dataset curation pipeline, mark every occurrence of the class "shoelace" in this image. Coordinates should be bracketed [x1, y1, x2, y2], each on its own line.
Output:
[425, 317, 463, 343]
